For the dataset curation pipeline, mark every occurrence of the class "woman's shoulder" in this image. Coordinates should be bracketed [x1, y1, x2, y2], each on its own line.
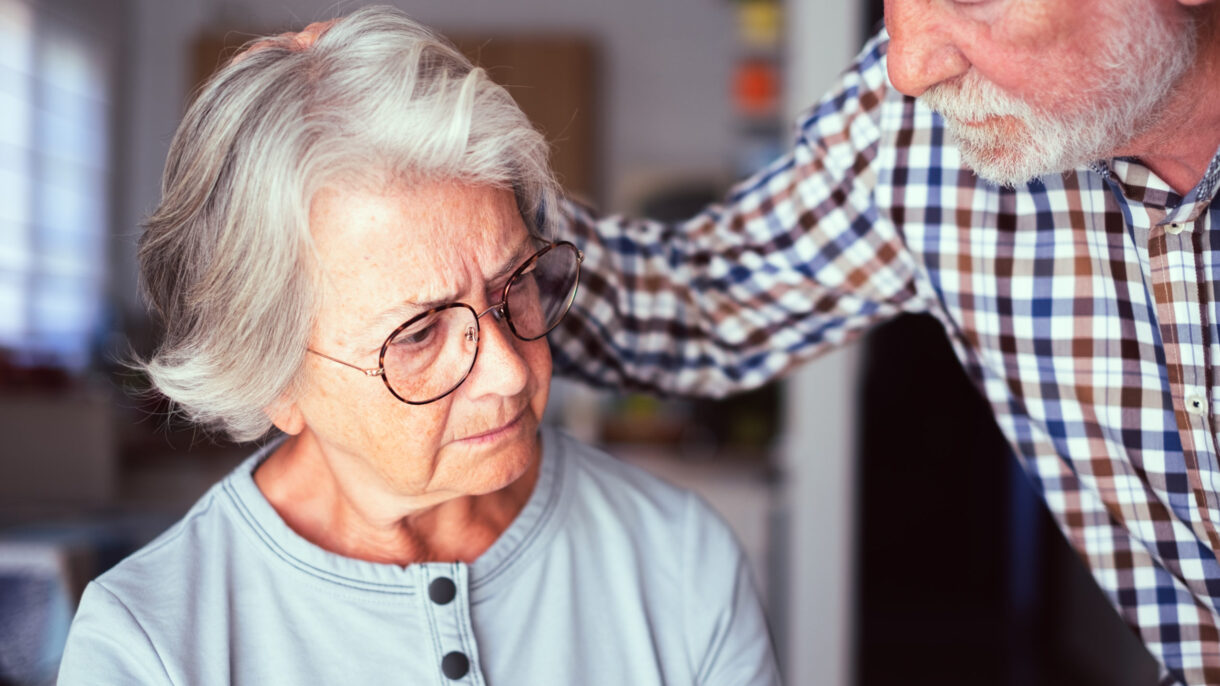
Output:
[84, 449, 269, 620]
[551, 427, 688, 504]
[545, 426, 740, 556]
[95, 475, 235, 583]
[59, 472, 247, 684]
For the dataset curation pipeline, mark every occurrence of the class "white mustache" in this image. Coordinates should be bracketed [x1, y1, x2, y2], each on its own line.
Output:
[920, 73, 1034, 127]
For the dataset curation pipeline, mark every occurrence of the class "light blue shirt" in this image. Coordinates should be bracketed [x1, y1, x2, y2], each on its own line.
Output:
[58, 426, 780, 685]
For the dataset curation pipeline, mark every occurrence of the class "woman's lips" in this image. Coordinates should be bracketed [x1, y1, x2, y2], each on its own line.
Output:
[458, 408, 526, 444]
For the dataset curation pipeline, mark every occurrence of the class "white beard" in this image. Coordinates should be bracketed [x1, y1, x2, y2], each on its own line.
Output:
[918, 5, 1197, 188]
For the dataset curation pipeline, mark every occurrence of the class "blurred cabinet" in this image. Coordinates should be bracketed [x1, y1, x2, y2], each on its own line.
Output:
[0, 390, 115, 505]
[192, 30, 600, 205]
[449, 34, 599, 205]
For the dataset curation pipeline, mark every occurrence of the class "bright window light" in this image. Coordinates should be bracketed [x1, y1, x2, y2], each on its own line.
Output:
[0, 0, 112, 372]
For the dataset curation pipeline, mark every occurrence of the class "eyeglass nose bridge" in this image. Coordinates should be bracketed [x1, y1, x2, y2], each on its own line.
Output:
[475, 300, 509, 324]
[466, 300, 509, 344]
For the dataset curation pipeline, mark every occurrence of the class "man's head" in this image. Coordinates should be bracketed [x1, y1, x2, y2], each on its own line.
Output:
[884, 0, 1209, 187]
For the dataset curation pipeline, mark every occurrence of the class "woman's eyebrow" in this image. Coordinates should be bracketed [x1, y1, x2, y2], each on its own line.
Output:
[486, 239, 537, 286]
[355, 239, 538, 343]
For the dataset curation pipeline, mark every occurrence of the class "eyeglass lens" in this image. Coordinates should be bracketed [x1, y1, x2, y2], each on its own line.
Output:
[381, 243, 579, 403]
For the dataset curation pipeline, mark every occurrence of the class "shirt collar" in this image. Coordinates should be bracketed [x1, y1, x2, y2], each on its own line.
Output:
[1091, 143, 1220, 225]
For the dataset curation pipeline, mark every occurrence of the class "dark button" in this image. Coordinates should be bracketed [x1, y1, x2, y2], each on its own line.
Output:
[441, 651, 469, 679]
[429, 577, 457, 605]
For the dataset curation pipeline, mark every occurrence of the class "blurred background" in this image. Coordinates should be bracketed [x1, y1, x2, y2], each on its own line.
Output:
[0, 0, 1159, 684]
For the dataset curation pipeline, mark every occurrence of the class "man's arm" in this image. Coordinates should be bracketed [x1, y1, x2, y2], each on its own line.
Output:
[550, 33, 928, 397]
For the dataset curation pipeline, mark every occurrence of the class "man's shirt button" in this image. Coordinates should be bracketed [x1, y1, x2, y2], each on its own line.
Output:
[1186, 394, 1207, 416]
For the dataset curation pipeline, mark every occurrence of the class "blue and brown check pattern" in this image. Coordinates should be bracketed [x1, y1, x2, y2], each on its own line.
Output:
[551, 30, 1220, 686]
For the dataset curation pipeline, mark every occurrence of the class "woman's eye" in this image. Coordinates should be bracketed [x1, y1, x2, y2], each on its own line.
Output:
[395, 323, 437, 347]
[487, 280, 512, 302]
[509, 268, 539, 292]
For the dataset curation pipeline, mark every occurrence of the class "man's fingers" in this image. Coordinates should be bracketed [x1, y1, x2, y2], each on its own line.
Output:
[229, 18, 338, 66]
[292, 20, 336, 49]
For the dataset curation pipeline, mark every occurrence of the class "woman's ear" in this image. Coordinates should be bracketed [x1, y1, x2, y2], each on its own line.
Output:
[266, 396, 306, 435]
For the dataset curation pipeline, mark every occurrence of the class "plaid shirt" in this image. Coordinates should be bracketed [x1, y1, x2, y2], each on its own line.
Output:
[552, 30, 1220, 686]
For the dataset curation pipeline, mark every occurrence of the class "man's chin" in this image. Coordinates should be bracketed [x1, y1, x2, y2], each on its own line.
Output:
[947, 142, 1018, 187]
[959, 153, 1046, 188]
[948, 128, 1063, 189]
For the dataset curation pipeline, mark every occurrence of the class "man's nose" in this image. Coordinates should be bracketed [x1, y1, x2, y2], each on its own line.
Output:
[884, 0, 971, 97]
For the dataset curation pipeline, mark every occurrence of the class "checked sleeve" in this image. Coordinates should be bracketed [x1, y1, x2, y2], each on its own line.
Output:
[550, 36, 928, 397]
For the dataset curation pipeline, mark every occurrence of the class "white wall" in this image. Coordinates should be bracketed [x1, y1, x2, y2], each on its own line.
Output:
[781, 1, 863, 684]
[115, 0, 738, 315]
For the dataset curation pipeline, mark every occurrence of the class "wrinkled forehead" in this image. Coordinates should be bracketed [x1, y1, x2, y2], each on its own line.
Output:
[312, 178, 521, 249]
[306, 181, 530, 332]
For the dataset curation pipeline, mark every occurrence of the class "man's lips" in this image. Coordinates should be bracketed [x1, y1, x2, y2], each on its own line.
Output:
[458, 407, 527, 444]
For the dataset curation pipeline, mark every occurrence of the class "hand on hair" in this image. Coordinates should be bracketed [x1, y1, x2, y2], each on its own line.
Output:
[230, 19, 337, 65]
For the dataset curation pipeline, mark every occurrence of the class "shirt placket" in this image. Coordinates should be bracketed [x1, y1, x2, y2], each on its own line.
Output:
[419, 564, 485, 686]
[1146, 210, 1220, 544]
[1206, 207, 1220, 459]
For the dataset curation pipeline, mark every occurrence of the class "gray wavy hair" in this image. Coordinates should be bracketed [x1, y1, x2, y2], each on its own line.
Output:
[138, 6, 560, 441]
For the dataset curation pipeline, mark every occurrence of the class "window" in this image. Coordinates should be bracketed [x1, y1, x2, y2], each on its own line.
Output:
[0, 0, 116, 372]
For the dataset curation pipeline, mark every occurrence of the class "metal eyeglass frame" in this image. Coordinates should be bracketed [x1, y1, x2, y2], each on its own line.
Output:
[307, 241, 583, 405]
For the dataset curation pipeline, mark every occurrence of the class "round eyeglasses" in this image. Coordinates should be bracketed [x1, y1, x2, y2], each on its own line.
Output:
[308, 241, 583, 404]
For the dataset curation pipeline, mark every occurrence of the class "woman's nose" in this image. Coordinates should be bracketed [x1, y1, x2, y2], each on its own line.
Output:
[884, 0, 971, 98]
[464, 313, 531, 399]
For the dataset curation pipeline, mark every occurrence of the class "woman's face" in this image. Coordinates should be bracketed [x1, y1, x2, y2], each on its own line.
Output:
[287, 181, 552, 510]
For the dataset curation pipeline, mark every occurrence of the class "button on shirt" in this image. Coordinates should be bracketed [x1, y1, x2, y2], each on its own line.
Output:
[552, 29, 1220, 686]
[58, 427, 779, 685]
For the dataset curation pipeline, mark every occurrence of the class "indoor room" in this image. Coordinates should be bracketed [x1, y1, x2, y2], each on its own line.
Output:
[1, 0, 1188, 684]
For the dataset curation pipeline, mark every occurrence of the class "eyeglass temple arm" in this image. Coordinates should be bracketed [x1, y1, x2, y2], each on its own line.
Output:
[307, 349, 385, 377]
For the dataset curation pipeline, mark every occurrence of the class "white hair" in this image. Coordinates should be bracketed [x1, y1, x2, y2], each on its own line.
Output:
[138, 6, 560, 441]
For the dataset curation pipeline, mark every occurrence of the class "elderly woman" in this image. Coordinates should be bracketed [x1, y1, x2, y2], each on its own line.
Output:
[58, 7, 778, 685]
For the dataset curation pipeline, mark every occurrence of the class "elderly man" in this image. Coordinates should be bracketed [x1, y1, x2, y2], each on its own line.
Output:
[550, 0, 1220, 684]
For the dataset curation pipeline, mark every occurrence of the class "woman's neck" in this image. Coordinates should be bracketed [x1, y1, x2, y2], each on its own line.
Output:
[253, 433, 541, 566]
